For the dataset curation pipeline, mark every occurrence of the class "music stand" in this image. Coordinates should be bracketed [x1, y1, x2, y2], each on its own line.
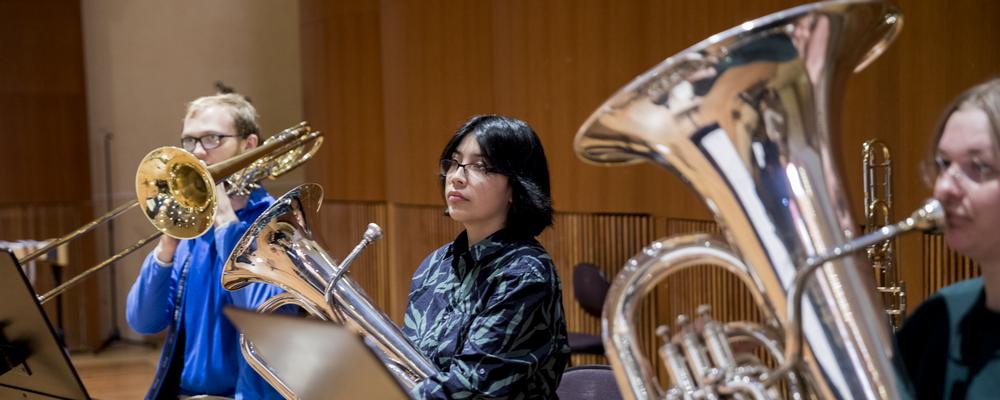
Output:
[223, 307, 410, 400]
[0, 250, 89, 399]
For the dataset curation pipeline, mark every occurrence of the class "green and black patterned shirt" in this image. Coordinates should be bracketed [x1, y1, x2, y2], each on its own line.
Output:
[403, 229, 570, 399]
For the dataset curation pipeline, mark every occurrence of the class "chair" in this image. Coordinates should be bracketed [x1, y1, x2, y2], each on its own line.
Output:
[556, 364, 623, 400]
[567, 263, 610, 356]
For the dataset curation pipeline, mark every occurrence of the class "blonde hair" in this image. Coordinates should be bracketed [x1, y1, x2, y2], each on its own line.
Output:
[932, 78, 1000, 153]
[184, 93, 260, 139]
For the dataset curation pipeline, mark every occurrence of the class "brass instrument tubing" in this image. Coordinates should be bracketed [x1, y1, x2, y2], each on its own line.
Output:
[26, 122, 319, 304]
[765, 199, 942, 385]
[38, 230, 161, 304]
[323, 223, 383, 307]
[20, 200, 138, 264]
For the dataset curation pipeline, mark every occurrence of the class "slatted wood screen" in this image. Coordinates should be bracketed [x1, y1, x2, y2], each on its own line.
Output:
[656, 217, 768, 328]
[539, 213, 657, 366]
[0, 203, 97, 349]
[303, 198, 988, 391]
[922, 232, 980, 299]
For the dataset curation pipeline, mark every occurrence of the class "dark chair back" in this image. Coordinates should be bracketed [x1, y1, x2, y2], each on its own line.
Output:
[556, 364, 622, 400]
[572, 263, 610, 318]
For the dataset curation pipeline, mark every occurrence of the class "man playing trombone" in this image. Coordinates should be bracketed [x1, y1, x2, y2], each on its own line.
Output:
[126, 91, 284, 399]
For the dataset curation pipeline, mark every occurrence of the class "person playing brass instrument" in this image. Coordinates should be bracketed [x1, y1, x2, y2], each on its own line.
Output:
[402, 115, 570, 399]
[897, 78, 1000, 399]
[126, 90, 284, 399]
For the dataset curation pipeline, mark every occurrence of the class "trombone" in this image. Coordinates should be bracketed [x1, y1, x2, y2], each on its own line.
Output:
[19, 122, 323, 304]
[862, 138, 905, 329]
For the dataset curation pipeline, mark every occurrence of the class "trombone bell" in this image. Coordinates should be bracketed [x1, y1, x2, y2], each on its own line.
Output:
[26, 122, 322, 304]
[136, 147, 216, 239]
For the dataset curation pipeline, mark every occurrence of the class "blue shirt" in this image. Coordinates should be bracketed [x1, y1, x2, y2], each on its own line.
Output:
[126, 188, 282, 399]
[403, 229, 570, 399]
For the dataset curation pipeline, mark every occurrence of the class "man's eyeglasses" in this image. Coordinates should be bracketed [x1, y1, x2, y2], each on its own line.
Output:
[439, 159, 496, 178]
[925, 155, 1000, 186]
[181, 134, 237, 152]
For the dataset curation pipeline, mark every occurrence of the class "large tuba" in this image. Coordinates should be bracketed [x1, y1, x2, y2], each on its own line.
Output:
[221, 183, 438, 399]
[574, 0, 938, 398]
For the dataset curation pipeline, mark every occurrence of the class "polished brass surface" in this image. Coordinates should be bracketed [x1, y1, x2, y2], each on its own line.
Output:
[136, 122, 322, 239]
[30, 122, 321, 304]
[862, 139, 905, 329]
[223, 184, 438, 399]
[573, 0, 934, 398]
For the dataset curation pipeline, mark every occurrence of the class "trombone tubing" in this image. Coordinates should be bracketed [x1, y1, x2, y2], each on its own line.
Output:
[207, 123, 317, 180]
[38, 230, 161, 304]
[23, 124, 316, 266]
[19, 200, 138, 264]
[27, 124, 318, 304]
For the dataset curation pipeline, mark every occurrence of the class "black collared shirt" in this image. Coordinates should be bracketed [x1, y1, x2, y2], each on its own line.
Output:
[403, 229, 570, 399]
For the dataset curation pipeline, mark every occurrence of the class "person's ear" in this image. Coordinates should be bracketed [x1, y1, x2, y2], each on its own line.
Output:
[244, 133, 260, 150]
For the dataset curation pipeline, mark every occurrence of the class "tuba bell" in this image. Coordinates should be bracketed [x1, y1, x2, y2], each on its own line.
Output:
[574, 0, 937, 398]
[221, 183, 438, 399]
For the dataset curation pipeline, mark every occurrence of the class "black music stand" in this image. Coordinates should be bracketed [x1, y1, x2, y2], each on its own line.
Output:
[0, 250, 90, 399]
[224, 307, 410, 400]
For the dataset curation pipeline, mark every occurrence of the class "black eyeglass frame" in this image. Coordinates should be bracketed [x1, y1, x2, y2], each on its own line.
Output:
[180, 134, 238, 152]
[439, 158, 498, 178]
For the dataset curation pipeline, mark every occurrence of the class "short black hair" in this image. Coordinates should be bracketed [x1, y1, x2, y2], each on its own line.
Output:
[439, 115, 553, 237]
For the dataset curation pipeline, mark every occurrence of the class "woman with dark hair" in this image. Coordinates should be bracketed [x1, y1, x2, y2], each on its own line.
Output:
[402, 115, 570, 399]
[897, 78, 1000, 399]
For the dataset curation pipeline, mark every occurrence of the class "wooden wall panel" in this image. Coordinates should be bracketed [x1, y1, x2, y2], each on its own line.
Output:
[306, 0, 999, 219]
[301, 0, 387, 201]
[386, 204, 463, 320]
[0, 0, 98, 349]
[893, 0, 1000, 301]
[0, 204, 98, 350]
[0, 0, 91, 203]
[301, 0, 1000, 377]
[313, 202, 391, 311]
[380, 1, 500, 206]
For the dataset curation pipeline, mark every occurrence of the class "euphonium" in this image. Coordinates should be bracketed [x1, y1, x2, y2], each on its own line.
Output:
[221, 183, 438, 399]
[574, 1, 937, 398]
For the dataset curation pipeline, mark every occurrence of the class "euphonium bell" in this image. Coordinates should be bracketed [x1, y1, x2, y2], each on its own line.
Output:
[222, 183, 438, 399]
[574, 0, 928, 398]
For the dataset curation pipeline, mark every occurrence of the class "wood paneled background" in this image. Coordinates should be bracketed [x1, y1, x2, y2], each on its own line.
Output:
[1, 0, 997, 373]
[0, 0, 99, 350]
[300, 0, 999, 370]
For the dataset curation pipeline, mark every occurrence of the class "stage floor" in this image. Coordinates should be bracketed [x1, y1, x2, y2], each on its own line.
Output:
[72, 344, 158, 399]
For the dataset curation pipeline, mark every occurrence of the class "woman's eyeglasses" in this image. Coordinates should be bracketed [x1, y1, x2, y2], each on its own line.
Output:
[439, 159, 495, 178]
[924, 156, 1000, 186]
[181, 134, 237, 152]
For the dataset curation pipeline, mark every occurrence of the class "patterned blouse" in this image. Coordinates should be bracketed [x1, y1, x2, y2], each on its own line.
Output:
[403, 229, 570, 399]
